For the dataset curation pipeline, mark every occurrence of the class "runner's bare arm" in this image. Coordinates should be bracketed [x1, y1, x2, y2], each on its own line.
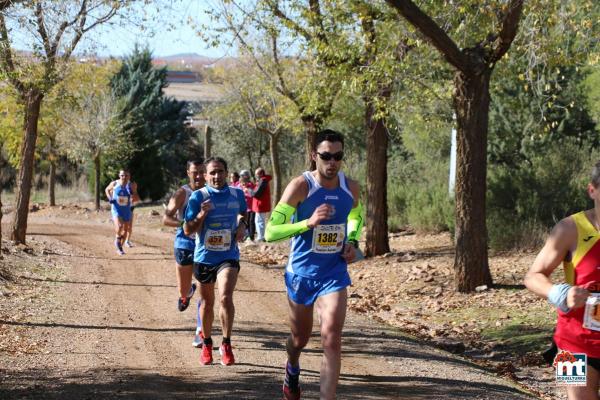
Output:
[163, 189, 185, 228]
[130, 182, 140, 204]
[235, 212, 247, 242]
[183, 200, 211, 236]
[104, 181, 115, 202]
[525, 217, 589, 310]
[266, 176, 333, 242]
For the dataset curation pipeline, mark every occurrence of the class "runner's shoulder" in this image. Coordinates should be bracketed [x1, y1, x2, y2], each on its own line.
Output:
[550, 216, 577, 243]
[343, 175, 360, 197]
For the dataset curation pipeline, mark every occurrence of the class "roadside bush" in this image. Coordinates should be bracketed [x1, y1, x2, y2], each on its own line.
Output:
[388, 157, 454, 233]
[487, 138, 596, 250]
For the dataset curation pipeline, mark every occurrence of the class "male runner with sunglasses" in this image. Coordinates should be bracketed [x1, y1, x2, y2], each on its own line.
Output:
[266, 129, 364, 400]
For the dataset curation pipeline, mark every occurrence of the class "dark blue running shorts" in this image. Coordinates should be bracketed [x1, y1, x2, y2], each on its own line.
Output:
[175, 248, 194, 266]
[193, 260, 240, 284]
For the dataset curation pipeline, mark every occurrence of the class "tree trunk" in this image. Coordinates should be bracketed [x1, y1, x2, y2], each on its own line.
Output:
[10, 90, 43, 245]
[453, 68, 494, 292]
[364, 96, 390, 257]
[301, 116, 318, 171]
[0, 189, 3, 258]
[94, 152, 101, 211]
[203, 124, 212, 160]
[268, 133, 282, 207]
[48, 158, 56, 206]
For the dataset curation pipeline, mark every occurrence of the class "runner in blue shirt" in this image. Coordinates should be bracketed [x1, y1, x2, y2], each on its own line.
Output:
[105, 170, 139, 255]
[163, 160, 205, 317]
[266, 130, 363, 400]
[184, 157, 247, 366]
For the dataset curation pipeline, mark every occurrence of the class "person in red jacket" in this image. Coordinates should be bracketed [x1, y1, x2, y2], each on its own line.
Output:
[252, 167, 272, 242]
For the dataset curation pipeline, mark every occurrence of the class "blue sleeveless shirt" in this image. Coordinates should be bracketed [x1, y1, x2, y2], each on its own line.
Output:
[174, 184, 196, 251]
[286, 171, 354, 279]
[111, 181, 132, 220]
[184, 184, 247, 264]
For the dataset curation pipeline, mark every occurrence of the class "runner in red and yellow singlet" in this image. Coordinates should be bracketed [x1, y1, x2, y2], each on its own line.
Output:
[526, 161, 600, 399]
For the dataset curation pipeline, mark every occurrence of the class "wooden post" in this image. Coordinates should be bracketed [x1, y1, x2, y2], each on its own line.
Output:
[203, 124, 212, 160]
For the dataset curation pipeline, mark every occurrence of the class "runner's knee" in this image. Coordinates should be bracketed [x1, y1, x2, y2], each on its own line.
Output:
[289, 332, 310, 350]
[219, 292, 234, 308]
[321, 330, 342, 353]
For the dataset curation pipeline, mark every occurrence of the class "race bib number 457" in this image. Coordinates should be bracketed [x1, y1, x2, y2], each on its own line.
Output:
[312, 224, 345, 254]
[205, 229, 231, 251]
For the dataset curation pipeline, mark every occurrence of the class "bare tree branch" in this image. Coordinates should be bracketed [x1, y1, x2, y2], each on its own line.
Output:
[264, 0, 312, 42]
[34, 2, 53, 57]
[269, 31, 299, 106]
[385, 0, 468, 72]
[308, 0, 328, 46]
[491, 0, 524, 62]
[0, 13, 25, 93]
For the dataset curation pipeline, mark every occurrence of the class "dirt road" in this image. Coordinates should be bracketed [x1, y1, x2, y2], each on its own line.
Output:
[0, 213, 536, 399]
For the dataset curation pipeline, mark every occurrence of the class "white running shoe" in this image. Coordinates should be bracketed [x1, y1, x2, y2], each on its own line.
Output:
[192, 328, 203, 348]
[125, 241, 134, 248]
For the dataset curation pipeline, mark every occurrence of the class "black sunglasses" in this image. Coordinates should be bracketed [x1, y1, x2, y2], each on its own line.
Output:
[317, 151, 344, 161]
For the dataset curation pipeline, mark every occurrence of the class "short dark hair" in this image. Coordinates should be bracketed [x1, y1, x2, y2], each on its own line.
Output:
[314, 129, 344, 151]
[187, 160, 204, 170]
[592, 161, 600, 187]
[205, 156, 228, 171]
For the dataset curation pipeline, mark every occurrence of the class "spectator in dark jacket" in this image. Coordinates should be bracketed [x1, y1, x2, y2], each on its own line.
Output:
[252, 167, 272, 241]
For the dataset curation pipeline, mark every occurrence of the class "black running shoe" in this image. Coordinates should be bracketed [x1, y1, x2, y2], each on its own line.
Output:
[178, 283, 197, 312]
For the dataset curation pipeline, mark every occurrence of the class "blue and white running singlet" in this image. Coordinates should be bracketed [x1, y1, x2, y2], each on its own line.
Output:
[111, 181, 133, 222]
[184, 185, 247, 265]
[286, 171, 354, 280]
[174, 184, 196, 251]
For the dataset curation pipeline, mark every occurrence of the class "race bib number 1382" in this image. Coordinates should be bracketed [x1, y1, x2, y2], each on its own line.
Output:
[312, 224, 345, 254]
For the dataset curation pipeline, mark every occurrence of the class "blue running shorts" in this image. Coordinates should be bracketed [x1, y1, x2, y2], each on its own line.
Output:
[285, 271, 351, 306]
[175, 248, 194, 266]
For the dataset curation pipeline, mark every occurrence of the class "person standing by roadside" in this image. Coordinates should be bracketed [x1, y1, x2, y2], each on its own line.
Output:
[184, 157, 247, 366]
[229, 171, 240, 187]
[252, 167, 272, 242]
[163, 160, 205, 313]
[238, 170, 256, 241]
[266, 130, 363, 400]
[105, 170, 139, 255]
[525, 161, 600, 400]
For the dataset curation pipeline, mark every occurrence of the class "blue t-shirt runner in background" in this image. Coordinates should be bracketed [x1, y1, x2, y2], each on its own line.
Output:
[184, 184, 247, 265]
[174, 184, 196, 251]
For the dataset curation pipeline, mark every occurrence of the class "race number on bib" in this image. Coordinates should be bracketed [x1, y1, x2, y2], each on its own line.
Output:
[117, 196, 129, 206]
[312, 224, 345, 254]
[205, 229, 232, 251]
[583, 293, 600, 331]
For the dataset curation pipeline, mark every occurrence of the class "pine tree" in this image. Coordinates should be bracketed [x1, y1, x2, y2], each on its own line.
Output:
[107, 46, 190, 200]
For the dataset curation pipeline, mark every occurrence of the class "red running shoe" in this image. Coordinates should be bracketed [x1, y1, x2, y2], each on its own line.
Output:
[282, 385, 301, 400]
[219, 343, 235, 366]
[283, 364, 301, 400]
[200, 342, 213, 365]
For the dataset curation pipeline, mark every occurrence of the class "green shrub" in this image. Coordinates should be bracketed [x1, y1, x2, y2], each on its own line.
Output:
[487, 138, 598, 250]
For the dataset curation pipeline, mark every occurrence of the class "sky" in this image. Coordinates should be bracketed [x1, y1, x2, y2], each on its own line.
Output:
[86, 1, 229, 58]
[10, 1, 231, 59]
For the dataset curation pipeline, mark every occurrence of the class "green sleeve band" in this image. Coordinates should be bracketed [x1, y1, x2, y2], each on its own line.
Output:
[347, 201, 364, 242]
[265, 203, 310, 242]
